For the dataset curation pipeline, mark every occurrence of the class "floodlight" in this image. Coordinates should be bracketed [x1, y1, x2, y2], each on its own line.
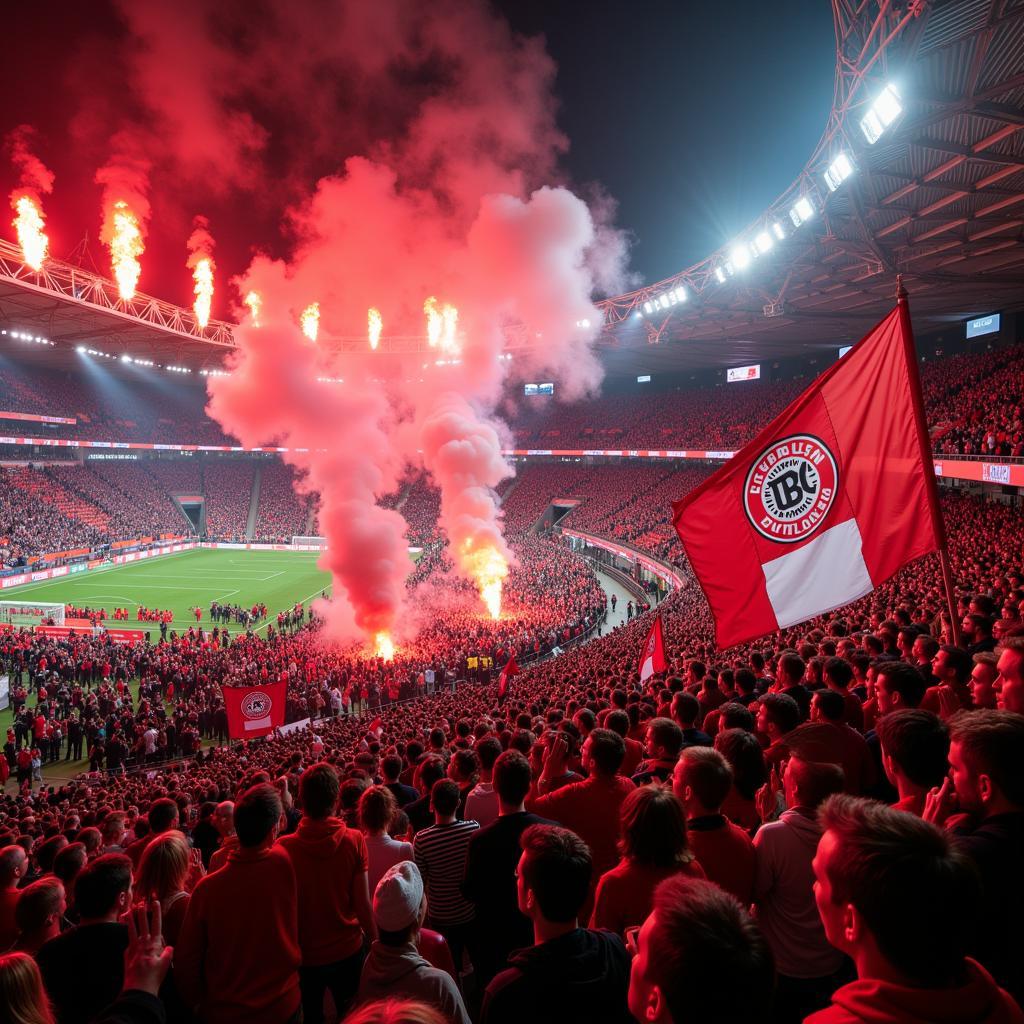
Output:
[715, 267, 726, 284]
[76, 345, 86, 353]
[861, 84, 902, 144]
[730, 244, 751, 271]
[674, 287, 686, 302]
[772, 222, 786, 241]
[789, 196, 815, 226]
[824, 152, 854, 191]
[121, 354, 132, 363]
[754, 231, 773, 255]
[643, 301, 653, 315]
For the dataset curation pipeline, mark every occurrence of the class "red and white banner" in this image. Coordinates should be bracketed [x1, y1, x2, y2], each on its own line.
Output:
[673, 302, 941, 650]
[223, 681, 287, 739]
[498, 654, 520, 701]
[638, 615, 667, 682]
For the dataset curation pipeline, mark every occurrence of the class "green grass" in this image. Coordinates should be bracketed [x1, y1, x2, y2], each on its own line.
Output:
[2, 549, 336, 782]
[3, 548, 333, 631]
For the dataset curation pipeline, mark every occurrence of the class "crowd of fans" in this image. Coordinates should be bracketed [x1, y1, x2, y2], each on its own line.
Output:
[255, 462, 315, 544]
[202, 463, 255, 542]
[0, 474, 1020, 1022]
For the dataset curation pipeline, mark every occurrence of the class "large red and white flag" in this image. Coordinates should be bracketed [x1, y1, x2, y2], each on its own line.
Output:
[222, 680, 286, 740]
[638, 614, 667, 682]
[673, 301, 941, 650]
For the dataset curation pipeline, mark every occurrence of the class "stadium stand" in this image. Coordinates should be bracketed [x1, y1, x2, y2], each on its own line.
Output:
[203, 461, 255, 541]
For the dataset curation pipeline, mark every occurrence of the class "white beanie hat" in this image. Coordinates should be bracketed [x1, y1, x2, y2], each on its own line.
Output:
[373, 860, 424, 932]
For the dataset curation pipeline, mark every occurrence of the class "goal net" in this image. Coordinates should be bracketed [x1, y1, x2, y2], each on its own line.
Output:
[0, 601, 66, 627]
[292, 536, 327, 550]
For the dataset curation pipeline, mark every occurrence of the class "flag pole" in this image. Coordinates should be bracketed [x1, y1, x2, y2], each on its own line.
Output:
[895, 276, 961, 648]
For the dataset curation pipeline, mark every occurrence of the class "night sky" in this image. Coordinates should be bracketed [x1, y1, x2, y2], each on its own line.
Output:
[1, 0, 836, 305]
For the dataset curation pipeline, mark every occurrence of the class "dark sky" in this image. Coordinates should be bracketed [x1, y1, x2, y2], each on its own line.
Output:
[499, 0, 837, 283]
[1, 1, 836, 303]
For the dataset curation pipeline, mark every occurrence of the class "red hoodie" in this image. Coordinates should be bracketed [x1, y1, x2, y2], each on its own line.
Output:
[277, 816, 368, 965]
[806, 959, 1024, 1024]
[174, 844, 301, 1024]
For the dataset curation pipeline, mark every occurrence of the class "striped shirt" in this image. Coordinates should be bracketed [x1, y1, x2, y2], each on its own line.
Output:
[413, 819, 480, 925]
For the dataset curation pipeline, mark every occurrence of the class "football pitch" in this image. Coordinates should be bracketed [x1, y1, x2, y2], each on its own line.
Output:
[3, 548, 333, 632]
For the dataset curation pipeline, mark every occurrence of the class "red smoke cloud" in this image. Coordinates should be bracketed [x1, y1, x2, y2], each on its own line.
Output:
[7, 125, 54, 202]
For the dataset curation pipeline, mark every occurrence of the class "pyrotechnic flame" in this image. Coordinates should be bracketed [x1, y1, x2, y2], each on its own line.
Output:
[244, 291, 262, 326]
[301, 302, 320, 341]
[441, 303, 459, 355]
[11, 195, 49, 271]
[368, 307, 382, 350]
[374, 632, 395, 661]
[108, 201, 144, 300]
[463, 542, 508, 620]
[192, 257, 214, 328]
[424, 296, 442, 347]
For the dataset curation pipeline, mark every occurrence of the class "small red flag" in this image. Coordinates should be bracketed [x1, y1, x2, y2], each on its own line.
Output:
[222, 680, 286, 740]
[367, 716, 383, 734]
[673, 302, 941, 650]
[498, 655, 520, 702]
[638, 615, 667, 682]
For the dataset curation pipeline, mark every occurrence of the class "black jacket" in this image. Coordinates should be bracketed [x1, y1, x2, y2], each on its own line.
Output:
[481, 927, 631, 1024]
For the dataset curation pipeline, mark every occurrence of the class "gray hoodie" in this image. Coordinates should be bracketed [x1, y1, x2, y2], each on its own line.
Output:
[356, 940, 470, 1024]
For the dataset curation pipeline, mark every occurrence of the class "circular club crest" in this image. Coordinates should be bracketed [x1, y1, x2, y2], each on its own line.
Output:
[743, 434, 839, 544]
[241, 690, 272, 720]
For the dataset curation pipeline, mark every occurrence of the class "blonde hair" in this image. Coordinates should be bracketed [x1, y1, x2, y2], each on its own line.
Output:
[0, 953, 55, 1024]
[344, 1000, 447, 1024]
[136, 832, 190, 902]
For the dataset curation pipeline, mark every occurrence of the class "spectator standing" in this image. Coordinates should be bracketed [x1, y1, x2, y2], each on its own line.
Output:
[278, 763, 376, 1024]
[464, 737, 502, 828]
[360, 785, 414, 896]
[175, 784, 302, 1024]
[36, 854, 132, 1024]
[481, 825, 631, 1024]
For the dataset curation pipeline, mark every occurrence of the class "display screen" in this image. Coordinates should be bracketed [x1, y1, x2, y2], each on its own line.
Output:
[965, 313, 1000, 339]
[726, 364, 761, 382]
[524, 382, 555, 396]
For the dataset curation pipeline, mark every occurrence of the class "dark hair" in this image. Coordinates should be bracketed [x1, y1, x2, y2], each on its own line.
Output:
[680, 747, 733, 810]
[876, 662, 926, 708]
[430, 779, 460, 818]
[519, 825, 592, 922]
[715, 728, 767, 801]
[605, 709, 629, 737]
[777, 653, 805, 685]
[475, 736, 502, 772]
[585, 729, 625, 776]
[671, 691, 700, 727]
[734, 669, 757, 695]
[299, 763, 340, 820]
[74, 853, 132, 919]
[938, 644, 973, 685]
[234, 784, 282, 848]
[148, 798, 179, 834]
[493, 750, 533, 805]
[52, 843, 87, 885]
[449, 749, 479, 784]
[823, 657, 853, 689]
[949, 710, 1024, 806]
[14, 877, 64, 932]
[819, 794, 980, 986]
[788, 757, 844, 810]
[645, 876, 774, 1024]
[416, 756, 446, 792]
[813, 688, 846, 722]
[382, 755, 404, 782]
[719, 703, 754, 732]
[645, 718, 683, 758]
[759, 693, 800, 734]
[35, 835, 68, 874]
[876, 710, 949, 789]
[619, 785, 692, 868]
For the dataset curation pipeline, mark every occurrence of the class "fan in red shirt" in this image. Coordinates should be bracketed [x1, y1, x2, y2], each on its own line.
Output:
[810, 794, 1022, 1024]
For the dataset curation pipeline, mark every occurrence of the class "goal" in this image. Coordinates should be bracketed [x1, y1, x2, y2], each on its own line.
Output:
[292, 536, 327, 550]
[0, 601, 66, 627]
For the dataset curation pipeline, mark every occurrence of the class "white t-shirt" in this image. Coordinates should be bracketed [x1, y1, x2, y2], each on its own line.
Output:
[365, 832, 414, 896]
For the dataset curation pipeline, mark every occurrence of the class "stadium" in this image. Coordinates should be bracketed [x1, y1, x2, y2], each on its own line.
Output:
[0, 2, 1023, 1024]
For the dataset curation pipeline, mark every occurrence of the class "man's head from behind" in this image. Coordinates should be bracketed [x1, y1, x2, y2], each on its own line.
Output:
[813, 794, 979, 988]
[234, 784, 283, 849]
[493, 750, 532, 809]
[147, 798, 179, 836]
[298, 762, 340, 820]
[628, 875, 773, 1023]
[517, 825, 591, 926]
[73, 853, 132, 922]
[673, 747, 732, 816]
[948, 709, 1024, 816]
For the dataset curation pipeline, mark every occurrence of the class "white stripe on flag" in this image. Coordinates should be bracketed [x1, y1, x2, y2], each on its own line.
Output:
[244, 715, 271, 731]
[640, 656, 655, 682]
[761, 518, 873, 629]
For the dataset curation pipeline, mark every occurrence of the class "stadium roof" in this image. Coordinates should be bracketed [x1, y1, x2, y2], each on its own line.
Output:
[1, 0, 1022, 380]
[598, 0, 1024, 375]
